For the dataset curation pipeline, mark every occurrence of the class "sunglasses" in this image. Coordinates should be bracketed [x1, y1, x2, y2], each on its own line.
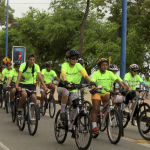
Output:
[47, 66, 52, 68]
[71, 57, 78, 60]
[133, 70, 138, 72]
[7, 64, 11, 66]
[16, 66, 20, 68]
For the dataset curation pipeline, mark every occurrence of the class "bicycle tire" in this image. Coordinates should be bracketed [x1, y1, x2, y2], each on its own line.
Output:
[18, 107, 25, 131]
[137, 103, 150, 120]
[12, 103, 16, 122]
[42, 96, 48, 116]
[107, 109, 122, 144]
[138, 109, 150, 140]
[75, 112, 92, 150]
[5, 93, 10, 113]
[28, 104, 38, 136]
[54, 110, 68, 144]
[49, 95, 56, 118]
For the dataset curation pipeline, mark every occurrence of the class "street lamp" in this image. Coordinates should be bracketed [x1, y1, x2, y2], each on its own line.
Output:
[108, 52, 113, 65]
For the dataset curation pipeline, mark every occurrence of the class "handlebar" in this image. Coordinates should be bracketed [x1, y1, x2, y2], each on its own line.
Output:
[66, 83, 91, 90]
[22, 88, 44, 93]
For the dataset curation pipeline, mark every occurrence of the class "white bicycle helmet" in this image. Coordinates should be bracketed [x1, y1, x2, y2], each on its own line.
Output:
[129, 64, 139, 70]
[109, 64, 118, 71]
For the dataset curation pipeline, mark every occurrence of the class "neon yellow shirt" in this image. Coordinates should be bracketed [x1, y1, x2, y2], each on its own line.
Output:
[2, 68, 12, 83]
[124, 72, 143, 90]
[41, 69, 57, 84]
[92, 70, 117, 94]
[19, 63, 40, 84]
[10, 69, 18, 83]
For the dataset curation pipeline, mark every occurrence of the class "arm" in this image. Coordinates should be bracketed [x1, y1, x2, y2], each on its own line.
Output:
[122, 81, 132, 92]
[7, 77, 12, 87]
[80, 69, 92, 84]
[54, 76, 60, 82]
[38, 72, 47, 90]
[0, 74, 4, 80]
[16, 71, 22, 90]
[115, 79, 125, 88]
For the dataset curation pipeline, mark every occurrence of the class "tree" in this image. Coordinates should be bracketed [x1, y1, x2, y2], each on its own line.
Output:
[0, 0, 15, 26]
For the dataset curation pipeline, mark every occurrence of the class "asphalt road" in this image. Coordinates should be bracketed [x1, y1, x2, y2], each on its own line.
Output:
[0, 104, 150, 150]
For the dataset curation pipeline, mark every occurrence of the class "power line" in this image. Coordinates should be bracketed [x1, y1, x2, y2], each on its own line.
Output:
[9, 3, 50, 4]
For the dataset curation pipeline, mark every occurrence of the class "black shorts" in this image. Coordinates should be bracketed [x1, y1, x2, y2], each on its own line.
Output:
[19, 83, 36, 95]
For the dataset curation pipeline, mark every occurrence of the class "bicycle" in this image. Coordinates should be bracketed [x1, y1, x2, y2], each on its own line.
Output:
[122, 90, 150, 128]
[138, 108, 150, 140]
[54, 84, 92, 150]
[0, 88, 4, 108]
[17, 88, 43, 136]
[42, 86, 56, 118]
[90, 87, 123, 144]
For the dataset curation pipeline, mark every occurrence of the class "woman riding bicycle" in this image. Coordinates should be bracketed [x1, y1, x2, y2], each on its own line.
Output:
[143, 72, 150, 99]
[124, 64, 149, 126]
[91, 58, 130, 134]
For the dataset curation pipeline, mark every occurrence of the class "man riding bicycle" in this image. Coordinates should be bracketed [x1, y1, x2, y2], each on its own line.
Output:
[0, 61, 12, 109]
[91, 58, 131, 134]
[0, 65, 5, 106]
[40, 61, 60, 113]
[16, 53, 48, 118]
[7, 61, 21, 108]
[57, 50, 95, 122]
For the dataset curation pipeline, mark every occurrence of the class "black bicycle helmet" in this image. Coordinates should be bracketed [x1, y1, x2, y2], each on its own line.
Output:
[46, 61, 53, 67]
[78, 58, 84, 65]
[97, 58, 108, 67]
[66, 49, 79, 58]
[14, 61, 21, 67]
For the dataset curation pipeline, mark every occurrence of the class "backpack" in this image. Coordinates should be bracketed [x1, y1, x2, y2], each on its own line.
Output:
[22, 62, 35, 84]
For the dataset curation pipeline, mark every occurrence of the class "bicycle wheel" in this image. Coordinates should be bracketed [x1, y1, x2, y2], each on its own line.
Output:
[54, 110, 68, 144]
[28, 105, 38, 136]
[42, 96, 48, 116]
[18, 108, 25, 131]
[84, 100, 92, 115]
[12, 102, 16, 122]
[122, 111, 130, 128]
[49, 96, 56, 118]
[5, 93, 10, 113]
[107, 109, 122, 144]
[0, 97, 2, 108]
[138, 109, 150, 140]
[138, 103, 150, 119]
[74, 113, 92, 150]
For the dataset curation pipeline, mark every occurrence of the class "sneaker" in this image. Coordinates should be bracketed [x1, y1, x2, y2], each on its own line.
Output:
[93, 127, 99, 134]
[10, 102, 14, 108]
[40, 108, 43, 113]
[60, 112, 67, 121]
[145, 96, 149, 99]
[17, 109, 22, 119]
[2, 101, 5, 109]
[132, 120, 137, 126]
[123, 107, 129, 113]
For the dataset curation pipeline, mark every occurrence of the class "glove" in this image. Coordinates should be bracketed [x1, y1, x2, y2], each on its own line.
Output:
[64, 80, 70, 86]
[90, 81, 96, 87]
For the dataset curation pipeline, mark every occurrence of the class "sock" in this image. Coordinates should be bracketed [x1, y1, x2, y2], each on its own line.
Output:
[92, 122, 97, 129]
[61, 103, 66, 113]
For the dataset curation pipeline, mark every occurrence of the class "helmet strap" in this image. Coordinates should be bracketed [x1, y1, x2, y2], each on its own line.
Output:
[69, 60, 75, 67]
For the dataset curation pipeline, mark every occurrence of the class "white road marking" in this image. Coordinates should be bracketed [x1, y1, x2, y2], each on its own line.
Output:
[0, 142, 10, 150]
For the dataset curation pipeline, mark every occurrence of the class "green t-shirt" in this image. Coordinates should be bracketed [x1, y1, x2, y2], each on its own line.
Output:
[2, 68, 12, 83]
[92, 70, 117, 94]
[110, 74, 123, 90]
[143, 77, 150, 86]
[124, 72, 143, 90]
[41, 69, 57, 84]
[10, 69, 18, 83]
[61, 62, 84, 92]
[0, 72, 5, 84]
[19, 63, 40, 84]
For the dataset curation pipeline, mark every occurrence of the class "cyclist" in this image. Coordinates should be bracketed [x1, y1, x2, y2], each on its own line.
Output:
[16, 53, 48, 118]
[91, 58, 128, 134]
[0, 65, 5, 107]
[109, 64, 132, 91]
[143, 72, 150, 99]
[124, 64, 149, 126]
[7, 61, 21, 107]
[40, 61, 60, 112]
[58, 50, 95, 122]
[0, 61, 12, 109]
